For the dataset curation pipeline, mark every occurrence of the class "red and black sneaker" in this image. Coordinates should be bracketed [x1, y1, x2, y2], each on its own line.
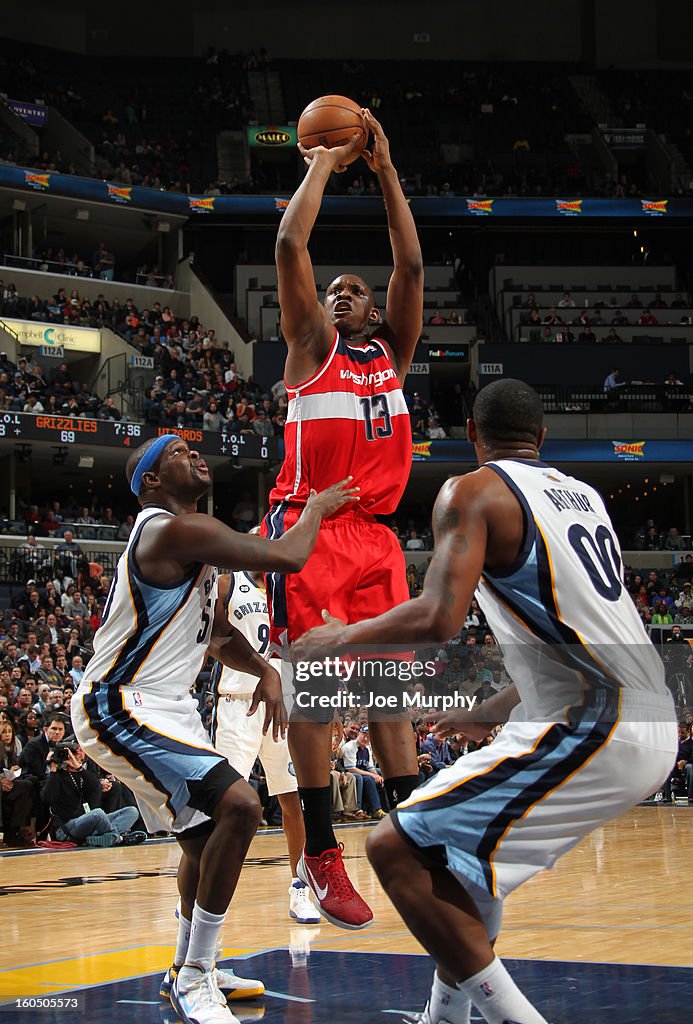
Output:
[296, 842, 373, 930]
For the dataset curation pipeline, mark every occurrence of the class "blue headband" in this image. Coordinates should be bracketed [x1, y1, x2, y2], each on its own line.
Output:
[130, 434, 184, 496]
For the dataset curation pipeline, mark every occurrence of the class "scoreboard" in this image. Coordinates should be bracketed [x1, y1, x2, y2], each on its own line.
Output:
[0, 413, 280, 461]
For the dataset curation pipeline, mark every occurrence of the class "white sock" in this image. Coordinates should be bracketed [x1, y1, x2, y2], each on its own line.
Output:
[458, 956, 549, 1024]
[291, 876, 304, 888]
[184, 902, 226, 973]
[173, 902, 192, 968]
[428, 969, 471, 1024]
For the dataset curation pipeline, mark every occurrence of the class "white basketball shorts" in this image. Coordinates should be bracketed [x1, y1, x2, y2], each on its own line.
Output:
[213, 693, 297, 797]
[393, 691, 677, 901]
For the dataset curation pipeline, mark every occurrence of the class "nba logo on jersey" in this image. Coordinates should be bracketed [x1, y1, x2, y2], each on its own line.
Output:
[133, 692, 143, 707]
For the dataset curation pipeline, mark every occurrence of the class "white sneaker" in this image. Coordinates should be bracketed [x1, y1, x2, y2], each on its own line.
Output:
[288, 882, 321, 924]
[402, 1003, 453, 1024]
[171, 964, 239, 1023]
[214, 950, 265, 1001]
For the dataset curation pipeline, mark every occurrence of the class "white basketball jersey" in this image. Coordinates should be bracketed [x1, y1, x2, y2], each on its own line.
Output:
[476, 460, 667, 719]
[216, 572, 274, 695]
[82, 507, 217, 699]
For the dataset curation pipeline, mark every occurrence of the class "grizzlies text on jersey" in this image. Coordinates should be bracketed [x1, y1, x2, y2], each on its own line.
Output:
[211, 572, 296, 796]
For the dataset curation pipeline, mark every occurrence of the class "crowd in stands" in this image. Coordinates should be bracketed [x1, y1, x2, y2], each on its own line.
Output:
[4, 500, 134, 543]
[0, 349, 120, 421]
[0, 44, 256, 194]
[0, 279, 179, 335]
[141, 354, 285, 437]
[627, 555, 693, 630]
[0, 282, 268, 430]
[516, 290, 693, 344]
[1, 245, 175, 289]
[633, 521, 690, 552]
[4, 45, 693, 198]
[0, 544, 117, 846]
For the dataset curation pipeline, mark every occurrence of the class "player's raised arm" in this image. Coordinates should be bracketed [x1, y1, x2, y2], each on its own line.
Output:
[275, 135, 363, 354]
[361, 109, 424, 379]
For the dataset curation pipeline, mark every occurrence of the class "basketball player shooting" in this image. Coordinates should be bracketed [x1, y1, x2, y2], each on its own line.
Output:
[262, 108, 424, 929]
[70, 435, 357, 1024]
[296, 380, 678, 1024]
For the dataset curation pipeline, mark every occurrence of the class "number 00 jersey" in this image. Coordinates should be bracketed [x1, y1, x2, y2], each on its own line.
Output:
[269, 329, 412, 514]
[81, 507, 217, 700]
[477, 460, 669, 719]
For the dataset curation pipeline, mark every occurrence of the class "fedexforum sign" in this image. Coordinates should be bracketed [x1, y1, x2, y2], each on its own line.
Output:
[0, 319, 100, 353]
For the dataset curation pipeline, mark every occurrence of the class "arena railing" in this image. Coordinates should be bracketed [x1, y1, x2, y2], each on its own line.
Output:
[0, 536, 125, 586]
[530, 383, 690, 413]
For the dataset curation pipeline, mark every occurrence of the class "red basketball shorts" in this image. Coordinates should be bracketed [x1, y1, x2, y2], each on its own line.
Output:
[261, 505, 409, 649]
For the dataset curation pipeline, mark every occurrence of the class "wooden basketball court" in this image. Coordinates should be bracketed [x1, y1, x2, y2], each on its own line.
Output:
[2, 806, 692, 1022]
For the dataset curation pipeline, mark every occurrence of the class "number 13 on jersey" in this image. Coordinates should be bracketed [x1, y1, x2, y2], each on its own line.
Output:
[360, 394, 393, 441]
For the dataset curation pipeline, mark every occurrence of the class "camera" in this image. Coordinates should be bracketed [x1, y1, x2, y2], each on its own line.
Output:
[49, 739, 80, 765]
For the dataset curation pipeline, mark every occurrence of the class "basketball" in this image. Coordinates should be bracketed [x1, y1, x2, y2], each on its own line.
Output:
[297, 95, 366, 164]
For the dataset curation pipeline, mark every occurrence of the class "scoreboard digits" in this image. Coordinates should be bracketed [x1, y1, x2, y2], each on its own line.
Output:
[0, 412, 278, 462]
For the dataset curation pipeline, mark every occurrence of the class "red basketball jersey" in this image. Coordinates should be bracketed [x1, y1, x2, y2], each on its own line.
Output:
[270, 330, 412, 514]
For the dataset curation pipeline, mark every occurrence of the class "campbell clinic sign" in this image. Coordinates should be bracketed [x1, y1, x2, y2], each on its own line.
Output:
[247, 125, 297, 148]
[0, 319, 100, 353]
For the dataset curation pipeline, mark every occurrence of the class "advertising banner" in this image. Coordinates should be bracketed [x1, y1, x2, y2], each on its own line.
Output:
[247, 125, 298, 148]
[2, 319, 100, 354]
[7, 100, 46, 127]
[1, 163, 692, 220]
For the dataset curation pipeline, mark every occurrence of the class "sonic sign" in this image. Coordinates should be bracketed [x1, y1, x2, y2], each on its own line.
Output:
[247, 125, 298, 148]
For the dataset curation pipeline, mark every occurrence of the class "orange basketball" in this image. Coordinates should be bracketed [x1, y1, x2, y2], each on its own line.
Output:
[297, 95, 366, 164]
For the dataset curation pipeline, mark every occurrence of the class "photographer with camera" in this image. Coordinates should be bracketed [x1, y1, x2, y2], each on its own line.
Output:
[18, 713, 68, 831]
[41, 740, 146, 847]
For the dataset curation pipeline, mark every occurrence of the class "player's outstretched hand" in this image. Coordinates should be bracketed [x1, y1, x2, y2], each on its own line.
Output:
[361, 109, 392, 174]
[247, 664, 288, 741]
[304, 477, 360, 519]
[428, 709, 492, 743]
[292, 610, 347, 663]
[298, 133, 364, 173]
